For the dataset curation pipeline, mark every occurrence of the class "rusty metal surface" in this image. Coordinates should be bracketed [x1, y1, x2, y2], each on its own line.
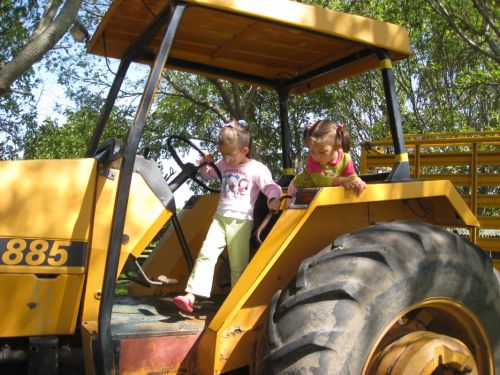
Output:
[111, 295, 224, 338]
[119, 334, 201, 374]
[111, 295, 225, 373]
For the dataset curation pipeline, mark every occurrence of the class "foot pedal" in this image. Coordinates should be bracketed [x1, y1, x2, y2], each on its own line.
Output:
[124, 256, 179, 287]
[157, 275, 179, 285]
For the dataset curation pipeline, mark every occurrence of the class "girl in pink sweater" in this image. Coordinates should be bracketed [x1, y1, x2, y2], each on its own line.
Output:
[173, 120, 282, 313]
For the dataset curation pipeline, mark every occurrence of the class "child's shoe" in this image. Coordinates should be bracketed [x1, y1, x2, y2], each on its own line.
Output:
[173, 295, 194, 313]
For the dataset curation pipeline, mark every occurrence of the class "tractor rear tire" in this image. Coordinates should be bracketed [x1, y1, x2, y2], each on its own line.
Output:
[255, 220, 500, 374]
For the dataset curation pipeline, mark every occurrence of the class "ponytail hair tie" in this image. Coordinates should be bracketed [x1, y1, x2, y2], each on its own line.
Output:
[337, 123, 344, 130]
[224, 119, 247, 128]
[306, 123, 314, 133]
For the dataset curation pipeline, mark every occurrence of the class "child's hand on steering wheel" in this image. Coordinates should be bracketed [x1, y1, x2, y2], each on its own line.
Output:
[197, 153, 214, 165]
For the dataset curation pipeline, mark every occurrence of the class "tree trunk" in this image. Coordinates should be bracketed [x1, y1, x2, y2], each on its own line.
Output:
[0, 0, 83, 96]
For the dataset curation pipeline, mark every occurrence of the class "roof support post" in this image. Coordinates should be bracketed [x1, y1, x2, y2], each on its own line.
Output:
[86, 2, 179, 158]
[86, 58, 131, 157]
[277, 86, 294, 186]
[377, 51, 410, 181]
[96, 4, 186, 374]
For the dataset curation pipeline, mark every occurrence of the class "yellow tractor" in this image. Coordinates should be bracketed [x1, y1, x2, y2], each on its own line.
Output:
[1, 0, 498, 374]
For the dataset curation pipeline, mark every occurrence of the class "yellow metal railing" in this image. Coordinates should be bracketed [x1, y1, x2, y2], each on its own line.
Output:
[361, 131, 500, 268]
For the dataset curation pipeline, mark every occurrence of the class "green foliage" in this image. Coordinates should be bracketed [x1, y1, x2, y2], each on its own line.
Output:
[294, 0, 498, 137]
[0, 1, 40, 159]
[0, 94, 37, 160]
[23, 94, 132, 159]
[0, 1, 39, 59]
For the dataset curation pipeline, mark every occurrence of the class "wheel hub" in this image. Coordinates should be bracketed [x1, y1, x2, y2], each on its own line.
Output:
[374, 331, 478, 375]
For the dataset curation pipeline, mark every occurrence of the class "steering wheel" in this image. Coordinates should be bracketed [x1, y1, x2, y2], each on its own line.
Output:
[166, 135, 221, 193]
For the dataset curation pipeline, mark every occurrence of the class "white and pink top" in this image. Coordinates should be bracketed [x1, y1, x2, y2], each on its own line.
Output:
[200, 159, 282, 221]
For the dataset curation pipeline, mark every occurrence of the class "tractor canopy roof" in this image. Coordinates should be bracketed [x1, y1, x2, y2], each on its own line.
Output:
[87, 0, 410, 95]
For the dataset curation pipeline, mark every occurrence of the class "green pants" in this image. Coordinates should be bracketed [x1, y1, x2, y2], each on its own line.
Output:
[185, 214, 253, 298]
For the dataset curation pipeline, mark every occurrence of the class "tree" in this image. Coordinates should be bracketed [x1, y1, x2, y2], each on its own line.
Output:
[24, 93, 132, 159]
[298, 0, 498, 134]
[429, 0, 499, 64]
[0, 0, 86, 159]
[0, 0, 83, 96]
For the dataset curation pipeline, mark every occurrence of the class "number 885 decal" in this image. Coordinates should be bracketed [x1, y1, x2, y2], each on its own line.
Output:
[0, 238, 87, 267]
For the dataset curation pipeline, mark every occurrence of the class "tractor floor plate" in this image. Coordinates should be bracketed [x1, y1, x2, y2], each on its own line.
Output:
[111, 294, 225, 338]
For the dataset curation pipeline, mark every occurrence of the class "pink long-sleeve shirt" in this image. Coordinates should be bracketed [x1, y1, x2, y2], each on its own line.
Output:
[200, 159, 282, 221]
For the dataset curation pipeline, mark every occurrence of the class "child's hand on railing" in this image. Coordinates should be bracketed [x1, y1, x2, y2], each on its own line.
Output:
[333, 176, 366, 196]
[267, 197, 281, 211]
[343, 177, 366, 196]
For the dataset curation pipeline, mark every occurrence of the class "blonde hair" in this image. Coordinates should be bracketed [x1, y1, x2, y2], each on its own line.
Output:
[303, 119, 351, 153]
[218, 120, 253, 157]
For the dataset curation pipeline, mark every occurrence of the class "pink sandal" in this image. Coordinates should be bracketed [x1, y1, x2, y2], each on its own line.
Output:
[173, 295, 194, 313]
